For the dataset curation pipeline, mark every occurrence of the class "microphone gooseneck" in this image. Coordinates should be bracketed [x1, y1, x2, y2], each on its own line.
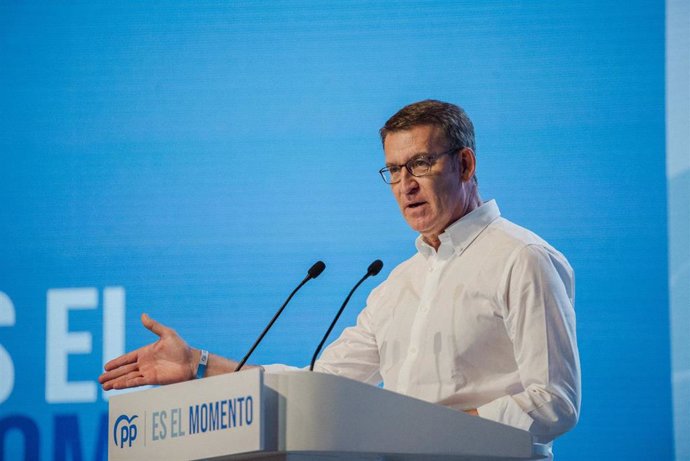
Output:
[235, 260, 326, 372]
[309, 259, 383, 372]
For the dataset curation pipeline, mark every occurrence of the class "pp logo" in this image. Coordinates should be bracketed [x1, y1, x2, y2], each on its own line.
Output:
[113, 414, 139, 448]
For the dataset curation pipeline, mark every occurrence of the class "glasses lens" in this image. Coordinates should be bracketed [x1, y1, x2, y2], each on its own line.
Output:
[409, 157, 433, 176]
[379, 168, 393, 184]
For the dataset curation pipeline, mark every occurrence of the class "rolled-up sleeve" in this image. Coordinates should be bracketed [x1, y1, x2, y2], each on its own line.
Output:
[478, 244, 581, 443]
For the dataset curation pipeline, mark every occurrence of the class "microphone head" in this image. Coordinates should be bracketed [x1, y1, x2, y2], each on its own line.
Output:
[308, 260, 326, 279]
[367, 259, 384, 276]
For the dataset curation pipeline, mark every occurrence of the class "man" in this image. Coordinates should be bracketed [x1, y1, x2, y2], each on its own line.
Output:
[99, 100, 580, 451]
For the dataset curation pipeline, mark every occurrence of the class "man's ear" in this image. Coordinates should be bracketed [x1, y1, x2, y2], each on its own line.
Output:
[460, 148, 476, 182]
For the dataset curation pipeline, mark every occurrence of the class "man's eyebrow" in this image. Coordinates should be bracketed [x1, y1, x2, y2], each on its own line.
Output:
[404, 152, 433, 163]
[385, 152, 432, 168]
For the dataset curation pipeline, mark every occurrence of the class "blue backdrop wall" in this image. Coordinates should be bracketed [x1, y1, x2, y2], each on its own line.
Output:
[0, 1, 675, 460]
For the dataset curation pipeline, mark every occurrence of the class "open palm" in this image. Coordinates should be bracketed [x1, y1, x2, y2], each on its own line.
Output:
[99, 313, 196, 390]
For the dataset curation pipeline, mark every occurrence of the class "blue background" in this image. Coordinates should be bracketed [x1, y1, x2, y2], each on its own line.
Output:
[0, 1, 675, 459]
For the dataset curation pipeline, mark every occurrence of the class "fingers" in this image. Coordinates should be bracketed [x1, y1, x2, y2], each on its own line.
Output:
[141, 313, 171, 338]
[99, 361, 140, 384]
[102, 371, 149, 390]
[103, 349, 139, 372]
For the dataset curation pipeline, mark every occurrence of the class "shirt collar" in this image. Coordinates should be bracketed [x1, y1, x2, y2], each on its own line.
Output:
[415, 199, 501, 260]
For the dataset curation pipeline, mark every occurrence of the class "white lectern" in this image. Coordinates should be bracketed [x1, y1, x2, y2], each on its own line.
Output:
[108, 369, 549, 460]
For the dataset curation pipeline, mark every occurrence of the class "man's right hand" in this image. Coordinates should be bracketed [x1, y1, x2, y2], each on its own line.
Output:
[98, 313, 198, 390]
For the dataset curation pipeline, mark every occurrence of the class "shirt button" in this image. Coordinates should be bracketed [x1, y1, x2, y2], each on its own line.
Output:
[428, 265, 434, 272]
[409, 347, 418, 355]
[421, 305, 429, 313]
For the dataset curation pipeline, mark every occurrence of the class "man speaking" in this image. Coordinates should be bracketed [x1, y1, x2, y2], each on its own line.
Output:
[99, 100, 581, 454]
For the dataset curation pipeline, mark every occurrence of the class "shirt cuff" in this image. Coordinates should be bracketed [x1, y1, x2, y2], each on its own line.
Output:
[477, 395, 535, 432]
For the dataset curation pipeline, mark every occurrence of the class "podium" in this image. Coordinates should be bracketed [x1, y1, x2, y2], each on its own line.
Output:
[108, 369, 549, 460]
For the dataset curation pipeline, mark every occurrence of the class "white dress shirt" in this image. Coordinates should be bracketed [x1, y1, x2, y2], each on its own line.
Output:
[266, 200, 580, 445]
[266, 200, 580, 443]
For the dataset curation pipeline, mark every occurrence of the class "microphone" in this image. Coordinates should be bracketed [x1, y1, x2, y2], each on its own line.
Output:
[235, 260, 326, 372]
[309, 259, 383, 371]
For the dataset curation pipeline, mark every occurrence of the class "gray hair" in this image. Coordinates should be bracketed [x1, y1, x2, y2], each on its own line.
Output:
[379, 99, 475, 152]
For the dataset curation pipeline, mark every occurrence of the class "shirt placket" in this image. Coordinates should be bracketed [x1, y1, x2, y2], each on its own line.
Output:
[396, 254, 446, 396]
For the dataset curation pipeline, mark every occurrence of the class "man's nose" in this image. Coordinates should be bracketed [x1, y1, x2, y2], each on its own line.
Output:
[399, 168, 419, 193]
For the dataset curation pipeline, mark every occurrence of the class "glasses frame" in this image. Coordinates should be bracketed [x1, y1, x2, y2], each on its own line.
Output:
[378, 147, 460, 184]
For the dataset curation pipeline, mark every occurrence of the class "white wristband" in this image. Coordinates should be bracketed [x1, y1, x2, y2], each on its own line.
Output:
[196, 349, 209, 379]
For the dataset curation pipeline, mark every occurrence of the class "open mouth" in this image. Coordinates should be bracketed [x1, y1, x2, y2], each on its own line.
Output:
[407, 201, 426, 209]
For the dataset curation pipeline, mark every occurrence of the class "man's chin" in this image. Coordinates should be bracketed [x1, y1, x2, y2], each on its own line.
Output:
[404, 217, 433, 235]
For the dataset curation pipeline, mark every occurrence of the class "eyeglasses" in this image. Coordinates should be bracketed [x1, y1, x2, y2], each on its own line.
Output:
[378, 148, 459, 184]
